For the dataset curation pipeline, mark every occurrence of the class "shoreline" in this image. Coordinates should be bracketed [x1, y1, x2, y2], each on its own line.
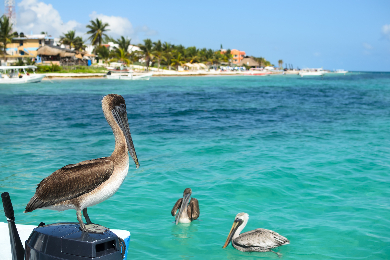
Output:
[42, 71, 296, 79]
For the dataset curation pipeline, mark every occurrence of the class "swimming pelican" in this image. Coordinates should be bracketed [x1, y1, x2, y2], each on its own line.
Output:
[24, 94, 139, 233]
[171, 188, 199, 224]
[223, 213, 289, 256]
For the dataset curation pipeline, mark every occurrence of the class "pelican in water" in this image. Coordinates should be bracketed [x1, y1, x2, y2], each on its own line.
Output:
[223, 213, 289, 256]
[25, 94, 139, 233]
[171, 188, 199, 224]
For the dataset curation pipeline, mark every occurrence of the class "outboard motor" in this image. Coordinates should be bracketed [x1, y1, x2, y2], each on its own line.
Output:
[2, 192, 126, 260]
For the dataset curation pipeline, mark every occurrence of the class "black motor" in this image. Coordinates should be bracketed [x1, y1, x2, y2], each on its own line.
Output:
[26, 223, 124, 260]
[2, 192, 125, 260]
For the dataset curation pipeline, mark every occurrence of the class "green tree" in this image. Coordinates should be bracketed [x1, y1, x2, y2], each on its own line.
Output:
[278, 59, 283, 69]
[73, 36, 86, 51]
[60, 30, 78, 49]
[86, 18, 110, 46]
[152, 40, 166, 71]
[170, 50, 186, 70]
[114, 36, 131, 52]
[0, 15, 14, 62]
[162, 42, 173, 70]
[111, 48, 130, 65]
[185, 46, 199, 64]
[138, 38, 154, 71]
[96, 46, 110, 63]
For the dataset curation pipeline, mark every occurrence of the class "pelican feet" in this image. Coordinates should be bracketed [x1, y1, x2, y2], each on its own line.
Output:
[80, 223, 108, 234]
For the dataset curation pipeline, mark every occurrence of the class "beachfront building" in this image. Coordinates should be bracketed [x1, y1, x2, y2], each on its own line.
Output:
[220, 49, 246, 64]
[4, 34, 55, 62]
[231, 49, 246, 64]
[36, 45, 95, 66]
[85, 43, 141, 55]
[237, 57, 260, 68]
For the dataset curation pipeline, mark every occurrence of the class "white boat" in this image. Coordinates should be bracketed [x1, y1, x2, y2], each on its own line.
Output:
[334, 69, 348, 74]
[244, 68, 271, 76]
[299, 68, 326, 77]
[106, 71, 153, 80]
[0, 66, 45, 84]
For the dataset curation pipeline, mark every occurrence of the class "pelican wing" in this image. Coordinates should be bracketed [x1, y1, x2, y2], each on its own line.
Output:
[234, 228, 289, 250]
[187, 198, 200, 220]
[171, 198, 182, 216]
[25, 158, 114, 212]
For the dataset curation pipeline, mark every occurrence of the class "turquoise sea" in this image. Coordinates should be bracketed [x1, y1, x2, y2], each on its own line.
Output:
[1, 73, 390, 259]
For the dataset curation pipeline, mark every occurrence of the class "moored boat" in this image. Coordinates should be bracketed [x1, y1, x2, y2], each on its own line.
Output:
[244, 68, 271, 76]
[334, 69, 348, 74]
[0, 66, 45, 84]
[298, 68, 326, 77]
[106, 71, 153, 80]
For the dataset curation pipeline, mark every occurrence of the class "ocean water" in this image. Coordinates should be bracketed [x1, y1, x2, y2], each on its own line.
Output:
[0, 73, 390, 259]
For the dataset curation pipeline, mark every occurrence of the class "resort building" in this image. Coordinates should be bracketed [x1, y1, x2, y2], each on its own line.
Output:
[6, 34, 55, 58]
[220, 49, 246, 64]
[85, 43, 141, 55]
[237, 57, 260, 68]
[230, 49, 246, 64]
[36, 45, 95, 66]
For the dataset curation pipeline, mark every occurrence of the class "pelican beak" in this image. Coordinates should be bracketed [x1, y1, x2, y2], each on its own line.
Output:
[112, 105, 140, 168]
[222, 219, 242, 248]
[175, 193, 191, 225]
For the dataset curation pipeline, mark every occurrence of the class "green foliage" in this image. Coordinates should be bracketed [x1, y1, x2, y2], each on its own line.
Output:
[36, 65, 107, 73]
[96, 46, 110, 62]
[15, 59, 25, 66]
[0, 15, 14, 59]
[37, 64, 61, 72]
[25, 58, 36, 65]
[86, 18, 110, 46]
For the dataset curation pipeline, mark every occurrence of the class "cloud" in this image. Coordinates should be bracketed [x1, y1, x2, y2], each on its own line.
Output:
[89, 12, 158, 43]
[382, 24, 390, 41]
[89, 11, 134, 38]
[362, 43, 373, 50]
[16, 0, 83, 37]
[14, 0, 158, 44]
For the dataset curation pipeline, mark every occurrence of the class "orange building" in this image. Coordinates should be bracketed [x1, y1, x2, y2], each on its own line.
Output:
[230, 49, 246, 64]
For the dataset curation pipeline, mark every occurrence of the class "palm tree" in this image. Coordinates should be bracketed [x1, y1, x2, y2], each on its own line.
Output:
[223, 49, 232, 65]
[185, 46, 199, 64]
[0, 15, 14, 63]
[60, 30, 77, 49]
[278, 59, 283, 69]
[170, 51, 186, 70]
[96, 46, 110, 63]
[138, 38, 154, 71]
[162, 42, 173, 70]
[152, 40, 166, 71]
[73, 36, 86, 51]
[111, 48, 130, 65]
[86, 18, 110, 46]
[114, 36, 131, 52]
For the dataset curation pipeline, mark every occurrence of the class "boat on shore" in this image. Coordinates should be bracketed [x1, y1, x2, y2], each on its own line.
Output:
[333, 69, 348, 74]
[244, 68, 271, 76]
[106, 71, 153, 80]
[0, 66, 45, 84]
[298, 68, 326, 77]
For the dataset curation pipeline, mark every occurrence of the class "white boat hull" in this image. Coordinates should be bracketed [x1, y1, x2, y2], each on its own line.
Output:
[299, 71, 325, 77]
[0, 74, 46, 84]
[106, 73, 153, 80]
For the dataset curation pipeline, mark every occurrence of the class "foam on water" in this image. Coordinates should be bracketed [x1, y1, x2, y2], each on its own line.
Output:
[1, 73, 390, 259]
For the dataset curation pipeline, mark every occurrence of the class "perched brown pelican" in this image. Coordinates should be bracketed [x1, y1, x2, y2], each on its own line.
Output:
[223, 213, 289, 256]
[171, 188, 199, 224]
[24, 94, 139, 233]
